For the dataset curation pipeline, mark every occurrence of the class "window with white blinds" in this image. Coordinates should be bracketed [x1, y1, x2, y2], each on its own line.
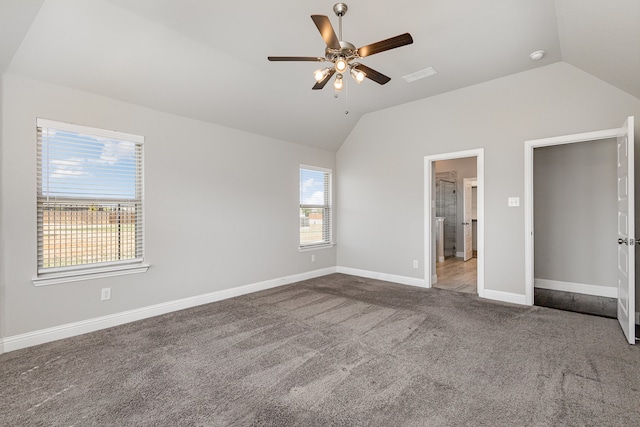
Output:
[300, 166, 332, 248]
[36, 118, 144, 276]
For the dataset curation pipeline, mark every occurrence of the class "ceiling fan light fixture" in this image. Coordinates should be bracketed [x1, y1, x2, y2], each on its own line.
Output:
[350, 66, 366, 83]
[335, 57, 348, 74]
[334, 74, 344, 91]
[314, 67, 331, 82]
[268, 3, 413, 92]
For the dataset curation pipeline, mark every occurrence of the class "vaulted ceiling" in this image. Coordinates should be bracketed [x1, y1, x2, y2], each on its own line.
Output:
[1, 0, 638, 152]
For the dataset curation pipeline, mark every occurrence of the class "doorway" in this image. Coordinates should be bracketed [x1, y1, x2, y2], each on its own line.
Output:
[433, 160, 477, 293]
[424, 149, 485, 297]
[532, 139, 618, 318]
[524, 118, 636, 344]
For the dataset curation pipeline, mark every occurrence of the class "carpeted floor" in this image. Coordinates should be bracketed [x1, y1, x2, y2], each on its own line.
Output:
[1, 273, 639, 426]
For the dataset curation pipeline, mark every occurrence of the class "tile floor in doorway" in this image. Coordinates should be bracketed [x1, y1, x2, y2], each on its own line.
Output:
[434, 257, 477, 294]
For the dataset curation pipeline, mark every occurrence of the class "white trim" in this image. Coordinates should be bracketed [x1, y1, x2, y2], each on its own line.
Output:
[455, 252, 465, 258]
[480, 289, 527, 305]
[525, 125, 628, 306]
[432, 274, 438, 284]
[524, 128, 620, 305]
[299, 165, 333, 248]
[336, 266, 426, 288]
[2, 267, 337, 353]
[36, 117, 144, 144]
[534, 278, 617, 299]
[39, 257, 145, 275]
[33, 263, 150, 286]
[424, 149, 484, 296]
[299, 164, 332, 174]
[525, 128, 622, 147]
[298, 243, 335, 252]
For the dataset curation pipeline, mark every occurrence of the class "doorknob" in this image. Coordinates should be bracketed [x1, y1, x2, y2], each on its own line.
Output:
[618, 238, 628, 245]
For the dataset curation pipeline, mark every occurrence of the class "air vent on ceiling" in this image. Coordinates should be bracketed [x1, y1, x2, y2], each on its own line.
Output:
[402, 67, 437, 83]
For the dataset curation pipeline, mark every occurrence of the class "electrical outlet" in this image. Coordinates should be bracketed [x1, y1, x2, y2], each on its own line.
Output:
[508, 197, 520, 207]
[413, 260, 419, 269]
[101, 287, 111, 301]
[311, 254, 316, 262]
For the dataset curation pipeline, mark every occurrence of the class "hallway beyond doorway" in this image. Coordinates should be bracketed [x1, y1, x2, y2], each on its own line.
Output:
[434, 257, 477, 294]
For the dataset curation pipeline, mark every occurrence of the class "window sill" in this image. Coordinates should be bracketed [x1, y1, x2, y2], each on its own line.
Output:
[33, 263, 150, 286]
[299, 243, 335, 252]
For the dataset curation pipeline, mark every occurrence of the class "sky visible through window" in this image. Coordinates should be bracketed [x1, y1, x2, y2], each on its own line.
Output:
[300, 168, 326, 205]
[42, 129, 137, 200]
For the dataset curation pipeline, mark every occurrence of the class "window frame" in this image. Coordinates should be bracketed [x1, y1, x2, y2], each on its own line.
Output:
[299, 164, 334, 251]
[33, 118, 149, 286]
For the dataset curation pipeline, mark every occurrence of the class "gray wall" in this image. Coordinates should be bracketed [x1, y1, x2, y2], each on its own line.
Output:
[336, 62, 640, 306]
[2, 61, 640, 342]
[435, 157, 477, 256]
[534, 139, 617, 288]
[0, 73, 336, 337]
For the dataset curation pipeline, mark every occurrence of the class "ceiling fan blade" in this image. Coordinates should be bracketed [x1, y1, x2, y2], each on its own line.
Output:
[311, 15, 341, 50]
[312, 69, 336, 90]
[268, 56, 325, 62]
[354, 64, 391, 85]
[357, 33, 413, 58]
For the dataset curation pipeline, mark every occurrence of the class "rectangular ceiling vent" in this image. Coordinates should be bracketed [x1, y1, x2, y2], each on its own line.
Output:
[402, 67, 437, 83]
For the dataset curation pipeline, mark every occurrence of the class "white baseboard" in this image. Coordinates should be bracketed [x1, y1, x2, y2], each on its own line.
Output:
[432, 274, 438, 285]
[480, 289, 527, 305]
[337, 266, 528, 306]
[1, 267, 337, 353]
[336, 266, 426, 288]
[456, 251, 464, 258]
[0, 267, 631, 354]
[534, 278, 617, 299]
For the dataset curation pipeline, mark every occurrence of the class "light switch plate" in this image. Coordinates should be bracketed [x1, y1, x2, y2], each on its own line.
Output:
[508, 197, 520, 207]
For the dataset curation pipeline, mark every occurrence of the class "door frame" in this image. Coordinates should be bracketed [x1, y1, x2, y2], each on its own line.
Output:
[524, 127, 624, 306]
[462, 177, 477, 261]
[424, 149, 484, 296]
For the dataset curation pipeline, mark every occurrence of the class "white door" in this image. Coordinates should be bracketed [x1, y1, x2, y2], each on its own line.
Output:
[617, 116, 635, 345]
[463, 178, 474, 261]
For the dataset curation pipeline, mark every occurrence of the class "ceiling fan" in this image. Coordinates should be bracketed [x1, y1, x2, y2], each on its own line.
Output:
[268, 3, 413, 91]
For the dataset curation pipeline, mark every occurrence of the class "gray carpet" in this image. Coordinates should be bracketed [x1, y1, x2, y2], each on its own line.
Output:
[1, 273, 639, 426]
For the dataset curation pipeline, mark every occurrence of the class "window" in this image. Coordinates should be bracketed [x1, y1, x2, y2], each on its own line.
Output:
[300, 165, 333, 248]
[35, 118, 147, 284]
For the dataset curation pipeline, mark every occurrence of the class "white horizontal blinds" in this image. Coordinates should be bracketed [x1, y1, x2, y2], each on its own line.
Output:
[300, 166, 332, 246]
[36, 119, 144, 273]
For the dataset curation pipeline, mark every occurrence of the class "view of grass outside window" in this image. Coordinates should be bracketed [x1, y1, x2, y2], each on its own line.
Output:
[40, 204, 138, 268]
[300, 166, 332, 247]
[36, 119, 144, 273]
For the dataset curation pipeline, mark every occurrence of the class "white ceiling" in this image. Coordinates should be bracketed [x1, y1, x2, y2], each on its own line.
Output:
[1, 0, 639, 152]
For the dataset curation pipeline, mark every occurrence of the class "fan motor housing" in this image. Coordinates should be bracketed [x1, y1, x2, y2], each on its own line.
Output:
[326, 41, 358, 62]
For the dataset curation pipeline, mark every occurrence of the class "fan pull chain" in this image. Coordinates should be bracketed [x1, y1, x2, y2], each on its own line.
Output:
[345, 78, 349, 115]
